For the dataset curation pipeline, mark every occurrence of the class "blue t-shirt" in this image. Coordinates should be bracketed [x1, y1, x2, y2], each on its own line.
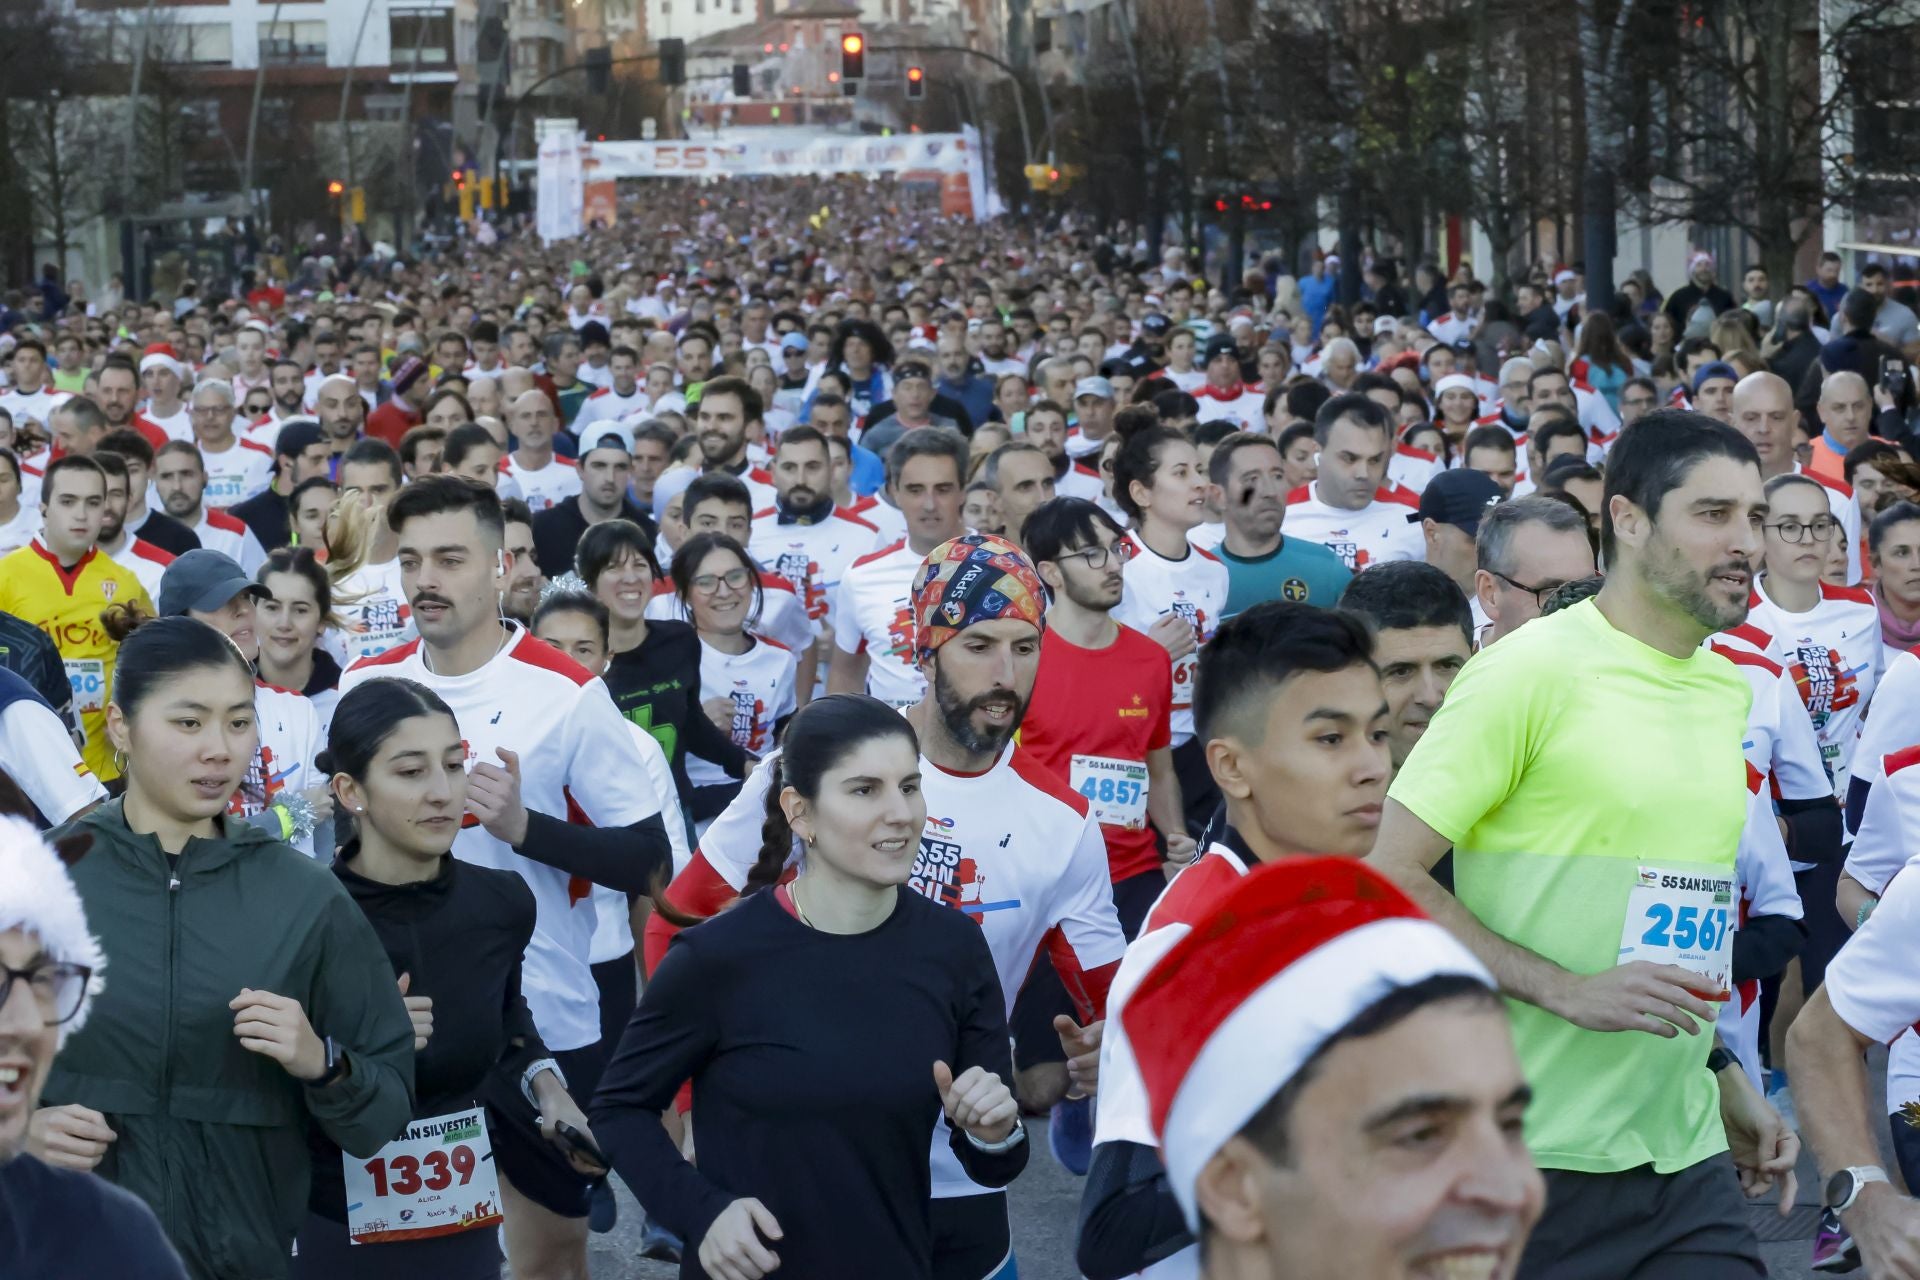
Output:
[1217, 536, 1353, 618]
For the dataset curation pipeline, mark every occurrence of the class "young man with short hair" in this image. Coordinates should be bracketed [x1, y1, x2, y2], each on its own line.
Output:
[1078, 600, 1395, 1278]
[0, 456, 154, 781]
[532, 437, 651, 579]
[1368, 411, 1797, 1277]
[646, 473, 814, 660]
[91, 450, 174, 597]
[693, 376, 776, 510]
[982, 441, 1057, 551]
[93, 429, 200, 555]
[1339, 561, 1474, 770]
[1025, 400, 1104, 502]
[150, 440, 267, 574]
[1205, 432, 1349, 619]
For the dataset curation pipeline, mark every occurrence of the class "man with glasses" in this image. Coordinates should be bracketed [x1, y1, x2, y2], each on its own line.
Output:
[1, 821, 187, 1277]
[1619, 376, 1661, 429]
[1473, 496, 1597, 647]
[185, 381, 273, 507]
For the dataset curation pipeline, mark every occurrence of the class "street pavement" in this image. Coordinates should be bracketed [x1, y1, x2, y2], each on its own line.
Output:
[550, 1053, 1892, 1279]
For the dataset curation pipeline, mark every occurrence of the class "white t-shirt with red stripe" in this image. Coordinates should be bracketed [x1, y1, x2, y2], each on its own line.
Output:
[506, 453, 582, 512]
[1746, 579, 1882, 802]
[1708, 628, 1832, 805]
[1055, 463, 1105, 503]
[135, 405, 193, 444]
[340, 624, 666, 1051]
[747, 506, 879, 636]
[1825, 748, 1920, 1072]
[830, 539, 927, 709]
[686, 636, 796, 788]
[1192, 383, 1265, 431]
[1282, 481, 1426, 571]
[1852, 649, 1920, 828]
[573, 384, 650, 441]
[196, 436, 275, 506]
[185, 506, 268, 575]
[1113, 533, 1229, 747]
[105, 536, 174, 599]
[680, 741, 1127, 1198]
[0, 385, 69, 431]
[1387, 443, 1445, 494]
[1716, 762, 1804, 1097]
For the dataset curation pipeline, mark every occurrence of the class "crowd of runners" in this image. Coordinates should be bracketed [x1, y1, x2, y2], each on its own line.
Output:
[3, 175, 1920, 1280]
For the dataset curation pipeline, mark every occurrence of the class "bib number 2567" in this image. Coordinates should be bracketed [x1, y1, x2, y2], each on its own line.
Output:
[1616, 866, 1736, 994]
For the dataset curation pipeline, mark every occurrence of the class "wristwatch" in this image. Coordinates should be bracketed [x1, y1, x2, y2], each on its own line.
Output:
[309, 1036, 350, 1089]
[963, 1121, 1028, 1155]
[1825, 1165, 1890, 1212]
[520, 1057, 566, 1109]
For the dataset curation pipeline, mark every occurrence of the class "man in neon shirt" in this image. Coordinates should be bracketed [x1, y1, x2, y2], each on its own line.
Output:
[1368, 411, 1797, 1277]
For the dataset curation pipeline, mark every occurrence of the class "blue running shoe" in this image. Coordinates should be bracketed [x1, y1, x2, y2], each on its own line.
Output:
[588, 1179, 618, 1235]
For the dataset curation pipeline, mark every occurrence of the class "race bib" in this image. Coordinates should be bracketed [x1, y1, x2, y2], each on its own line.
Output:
[64, 659, 106, 716]
[1072, 754, 1149, 830]
[1616, 866, 1736, 994]
[343, 1106, 502, 1245]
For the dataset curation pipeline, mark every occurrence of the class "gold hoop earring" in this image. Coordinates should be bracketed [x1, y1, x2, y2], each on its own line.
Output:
[112, 748, 128, 774]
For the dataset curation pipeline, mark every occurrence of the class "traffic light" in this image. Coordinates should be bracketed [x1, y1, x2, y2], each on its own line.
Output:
[349, 186, 366, 223]
[732, 62, 751, 96]
[840, 32, 864, 80]
[327, 180, 344, 196]
[585, 46, 611, 95]
[905, 65, 924, 99]
[659, 37, 686, 86]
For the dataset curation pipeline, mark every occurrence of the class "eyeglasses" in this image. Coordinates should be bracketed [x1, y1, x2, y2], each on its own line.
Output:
[1491, 570, 1566, 609]
[1764, 516, 1837, 544]
[0, 960, 92, 1026]
[1059, 543, 1131, 571]
[692, 567, 752, 594]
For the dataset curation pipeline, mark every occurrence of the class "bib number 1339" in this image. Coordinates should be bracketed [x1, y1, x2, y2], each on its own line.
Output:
[344, 1106, 502, 1245]
[1616, 866, 1736, 995]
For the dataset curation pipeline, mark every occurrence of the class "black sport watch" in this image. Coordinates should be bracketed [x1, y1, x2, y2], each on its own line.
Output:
[308, 1036, 350, 1089]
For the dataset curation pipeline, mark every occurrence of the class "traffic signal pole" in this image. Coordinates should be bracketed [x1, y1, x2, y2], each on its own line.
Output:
[867, 42, 1040, 169]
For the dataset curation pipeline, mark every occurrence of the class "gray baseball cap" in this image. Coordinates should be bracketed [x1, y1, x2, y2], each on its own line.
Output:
[157, 549, 270, 618]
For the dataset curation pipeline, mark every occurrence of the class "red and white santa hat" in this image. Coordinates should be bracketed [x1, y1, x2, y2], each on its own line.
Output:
[1121, 857, 1493, 1229]
[139, 342, 184, 378]
[1432, 373, 1479, 400]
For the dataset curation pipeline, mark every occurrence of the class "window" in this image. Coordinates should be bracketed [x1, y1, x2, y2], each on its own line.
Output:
[181, 23, 231, 64]
[261, 20, 327, 65]
[389, 10, 454, 66]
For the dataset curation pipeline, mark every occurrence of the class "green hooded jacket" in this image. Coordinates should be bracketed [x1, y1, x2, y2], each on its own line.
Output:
[42, 801, 415, 1279]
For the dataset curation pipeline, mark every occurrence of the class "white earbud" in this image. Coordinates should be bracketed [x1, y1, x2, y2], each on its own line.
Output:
[496, 550, 506, 575]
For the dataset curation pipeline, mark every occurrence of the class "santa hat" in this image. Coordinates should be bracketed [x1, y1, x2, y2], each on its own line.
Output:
[139, 343, 184, 379]
[0, 816, 105, 1044]
[1433, 373, 1479, 400]
[1122, 858, 1491, 1230]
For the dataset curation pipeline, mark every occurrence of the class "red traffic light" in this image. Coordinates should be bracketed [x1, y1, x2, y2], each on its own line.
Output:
[841, 33, 863, 54]
[906, 66, 923, 82]
[327, 180, 344, 196]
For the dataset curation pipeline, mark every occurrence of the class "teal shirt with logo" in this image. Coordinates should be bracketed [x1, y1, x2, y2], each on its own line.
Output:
[1217, 536, 1353, 618]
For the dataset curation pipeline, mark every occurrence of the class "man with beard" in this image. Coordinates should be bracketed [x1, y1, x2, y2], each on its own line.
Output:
[91, 451, 175, 597]
[1025, 400, 1104, 501]
[694, 375, 775, 509]
[501, 497, 546, 624]
[1368, 411, 1799, 1278]
[747, 426, 878, 679]
[646, 532, 1126, 1280]
[243, 359, 311, 448]
[92, 430, 200, 555]
[1208, 432, 1349, 618]
[150, 440, 267, 574]
[88, 359, 145, 449]
[532, 434, 652, 579]
[311, 373, 365, 468]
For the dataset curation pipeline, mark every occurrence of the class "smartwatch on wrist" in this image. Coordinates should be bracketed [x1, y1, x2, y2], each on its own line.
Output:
[520, 1057, 566, 1109]
[963, 1121, 1027, 1154]
[1825, 1165, 1890, 1213]
[309, 1036, 350, 1089]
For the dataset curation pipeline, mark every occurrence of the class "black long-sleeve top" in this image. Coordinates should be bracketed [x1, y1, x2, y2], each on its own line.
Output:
[592, 886, 1027, 1280]
[307, 852, 548, 1222]
[603, 619, 750, 807]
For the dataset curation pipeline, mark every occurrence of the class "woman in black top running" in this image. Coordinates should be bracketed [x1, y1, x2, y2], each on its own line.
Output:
[592, 695, 1027, 1280]
[295, 678, 604, 1279]
[576, 519, 750, 808]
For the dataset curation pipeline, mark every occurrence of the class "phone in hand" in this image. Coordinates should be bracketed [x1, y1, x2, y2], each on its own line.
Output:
[553, 1120, 609, 1174]
[1884, 358, 1907, 398]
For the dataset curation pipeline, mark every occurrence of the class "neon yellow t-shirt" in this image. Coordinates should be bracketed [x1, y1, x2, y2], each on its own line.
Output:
[1388, 598, 1751, 1175]
[0, 541, 154, 781]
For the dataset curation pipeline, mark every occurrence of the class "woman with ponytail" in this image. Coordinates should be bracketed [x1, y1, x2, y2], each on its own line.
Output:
[592, 695, 1027, 1280]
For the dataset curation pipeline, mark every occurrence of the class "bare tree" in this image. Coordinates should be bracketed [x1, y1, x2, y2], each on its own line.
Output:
[1636, 0, 1910, 285]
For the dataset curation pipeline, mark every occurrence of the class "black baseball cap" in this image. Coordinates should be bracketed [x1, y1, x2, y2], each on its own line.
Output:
[1141, 313, 1173, 337]
[1410, 468, 1505, 536]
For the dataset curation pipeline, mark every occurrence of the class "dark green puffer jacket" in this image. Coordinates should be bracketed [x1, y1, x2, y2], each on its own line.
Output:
[42, 800, 415, 1279]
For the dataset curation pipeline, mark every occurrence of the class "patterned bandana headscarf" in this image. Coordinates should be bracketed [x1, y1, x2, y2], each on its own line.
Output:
[912, 534, 1047, 661]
